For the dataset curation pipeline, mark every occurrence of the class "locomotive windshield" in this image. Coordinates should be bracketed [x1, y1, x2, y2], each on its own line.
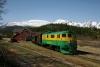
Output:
[68, 34, 72, 37]
[62, 34, 66, 37]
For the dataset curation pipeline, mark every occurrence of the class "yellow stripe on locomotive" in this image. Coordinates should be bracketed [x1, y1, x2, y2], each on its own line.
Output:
[42, 32, 76, 43]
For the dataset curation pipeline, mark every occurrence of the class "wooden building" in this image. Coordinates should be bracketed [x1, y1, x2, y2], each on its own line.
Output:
[11, 28, 33, 41]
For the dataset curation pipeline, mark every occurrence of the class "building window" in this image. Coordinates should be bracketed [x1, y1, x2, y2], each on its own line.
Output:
[51, 35, 54, 38]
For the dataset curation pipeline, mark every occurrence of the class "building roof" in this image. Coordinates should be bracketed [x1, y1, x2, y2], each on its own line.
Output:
[13, 28, 24, 32]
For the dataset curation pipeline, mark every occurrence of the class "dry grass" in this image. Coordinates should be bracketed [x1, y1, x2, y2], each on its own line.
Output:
[0, 45, 24, 67]
[1, 39, 100, 67]
[77, 39, 100, 54]
[77, 39, 100, 47]
[12, 41, 100, 67]
[1, 41, 70, 67]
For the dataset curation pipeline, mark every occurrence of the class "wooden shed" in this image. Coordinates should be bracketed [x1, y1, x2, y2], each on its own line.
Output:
[11, 28, 33, 41]
[31, 32, 42, 44]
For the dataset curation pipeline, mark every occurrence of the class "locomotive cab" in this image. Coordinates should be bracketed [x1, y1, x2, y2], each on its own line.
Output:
[60, 32, 77, 54]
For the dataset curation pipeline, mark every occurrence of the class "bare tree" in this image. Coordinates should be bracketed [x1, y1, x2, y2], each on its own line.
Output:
[0, 0, 7, 27]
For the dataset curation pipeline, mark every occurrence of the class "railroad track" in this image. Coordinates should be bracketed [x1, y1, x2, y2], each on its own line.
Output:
[72, 50, 100, 64]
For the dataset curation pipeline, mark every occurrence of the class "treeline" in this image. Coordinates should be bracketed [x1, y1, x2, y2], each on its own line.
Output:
[0, 24, 100, 39]
[30, 24, 100, 40]
[0, 30, 12, 38]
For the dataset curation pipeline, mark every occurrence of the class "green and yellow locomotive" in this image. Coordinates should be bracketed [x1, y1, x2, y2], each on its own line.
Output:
[32, 30, 77, 54]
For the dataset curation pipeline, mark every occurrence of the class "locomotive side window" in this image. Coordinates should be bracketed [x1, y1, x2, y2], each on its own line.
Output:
[62, 34, 66, 37]
[68, 34, 72, 37]
[51, 35, 54, 38]
[57, 34, 60, 38]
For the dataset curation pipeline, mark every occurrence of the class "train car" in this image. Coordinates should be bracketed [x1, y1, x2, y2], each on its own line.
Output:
[32, 32, 42, 45]
[42, 30, 77, 54]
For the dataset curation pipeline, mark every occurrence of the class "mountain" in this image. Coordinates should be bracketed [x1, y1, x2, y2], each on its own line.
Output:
[53, 19, 100, 28]
[4, 20, 51, 27]
[53, 19, 83, 27]
[83, 20, 100, 28]
[3, 19, 100, 29]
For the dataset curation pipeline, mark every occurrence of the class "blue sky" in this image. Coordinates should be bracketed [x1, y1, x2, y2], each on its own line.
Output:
[2, 0, 100, 23]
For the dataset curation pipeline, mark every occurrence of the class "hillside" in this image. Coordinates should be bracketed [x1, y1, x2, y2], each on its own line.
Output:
[0, 23, 100, 39]
[30, 24, 100, 40]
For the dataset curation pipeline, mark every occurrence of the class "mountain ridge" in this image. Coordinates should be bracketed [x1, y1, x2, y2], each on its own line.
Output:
[3, 19, 100, 29]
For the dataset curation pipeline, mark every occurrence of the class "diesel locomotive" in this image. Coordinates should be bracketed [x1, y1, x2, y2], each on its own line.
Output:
[32, 30, 77, 54]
